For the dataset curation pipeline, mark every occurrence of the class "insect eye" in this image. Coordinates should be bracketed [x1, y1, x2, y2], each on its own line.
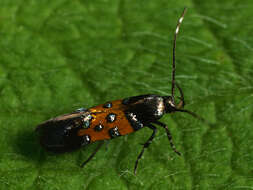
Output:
[163, 96, 176, 113]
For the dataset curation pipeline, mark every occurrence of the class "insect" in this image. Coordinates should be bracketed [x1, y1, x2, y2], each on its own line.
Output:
[36, 8, 206, 174]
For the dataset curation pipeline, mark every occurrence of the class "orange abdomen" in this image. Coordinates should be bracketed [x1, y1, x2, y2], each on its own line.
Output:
[78, 99, 135, 142]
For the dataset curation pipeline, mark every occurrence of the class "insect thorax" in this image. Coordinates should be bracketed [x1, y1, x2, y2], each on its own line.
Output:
[123, 95, 166, 127]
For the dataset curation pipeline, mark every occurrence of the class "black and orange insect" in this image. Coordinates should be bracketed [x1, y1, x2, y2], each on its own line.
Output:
[36, 8, 206, 174]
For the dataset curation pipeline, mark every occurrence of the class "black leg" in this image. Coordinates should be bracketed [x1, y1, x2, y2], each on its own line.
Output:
[154, 121, 181, 156]
[81, 141, 104, 168]
[134, 124, 157, 175]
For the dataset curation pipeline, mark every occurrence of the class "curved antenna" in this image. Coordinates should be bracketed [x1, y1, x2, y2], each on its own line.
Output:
[170, 8, 211, 127]
[171, 8, 187, 101]
[175, 82, 185, 109]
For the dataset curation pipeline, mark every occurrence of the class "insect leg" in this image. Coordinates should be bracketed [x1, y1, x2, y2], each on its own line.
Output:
[134, 124, 157, 175]
[81, 141, 104, 168]
[154, 121, 181, 156]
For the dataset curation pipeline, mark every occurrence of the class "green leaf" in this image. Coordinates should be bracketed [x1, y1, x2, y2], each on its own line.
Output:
[1, 0, 253, 189]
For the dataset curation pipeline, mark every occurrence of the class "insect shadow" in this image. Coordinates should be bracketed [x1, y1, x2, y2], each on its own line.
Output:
[14, 129, 51, 163]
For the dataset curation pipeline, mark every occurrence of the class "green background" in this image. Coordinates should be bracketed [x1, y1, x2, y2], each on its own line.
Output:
[0, 0, 253, 189]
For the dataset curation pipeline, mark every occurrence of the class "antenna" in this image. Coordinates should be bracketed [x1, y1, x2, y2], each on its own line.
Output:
[171, 8, 211, 126]
[176, 109, 211, 126]
[171, 8, 187, 101]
